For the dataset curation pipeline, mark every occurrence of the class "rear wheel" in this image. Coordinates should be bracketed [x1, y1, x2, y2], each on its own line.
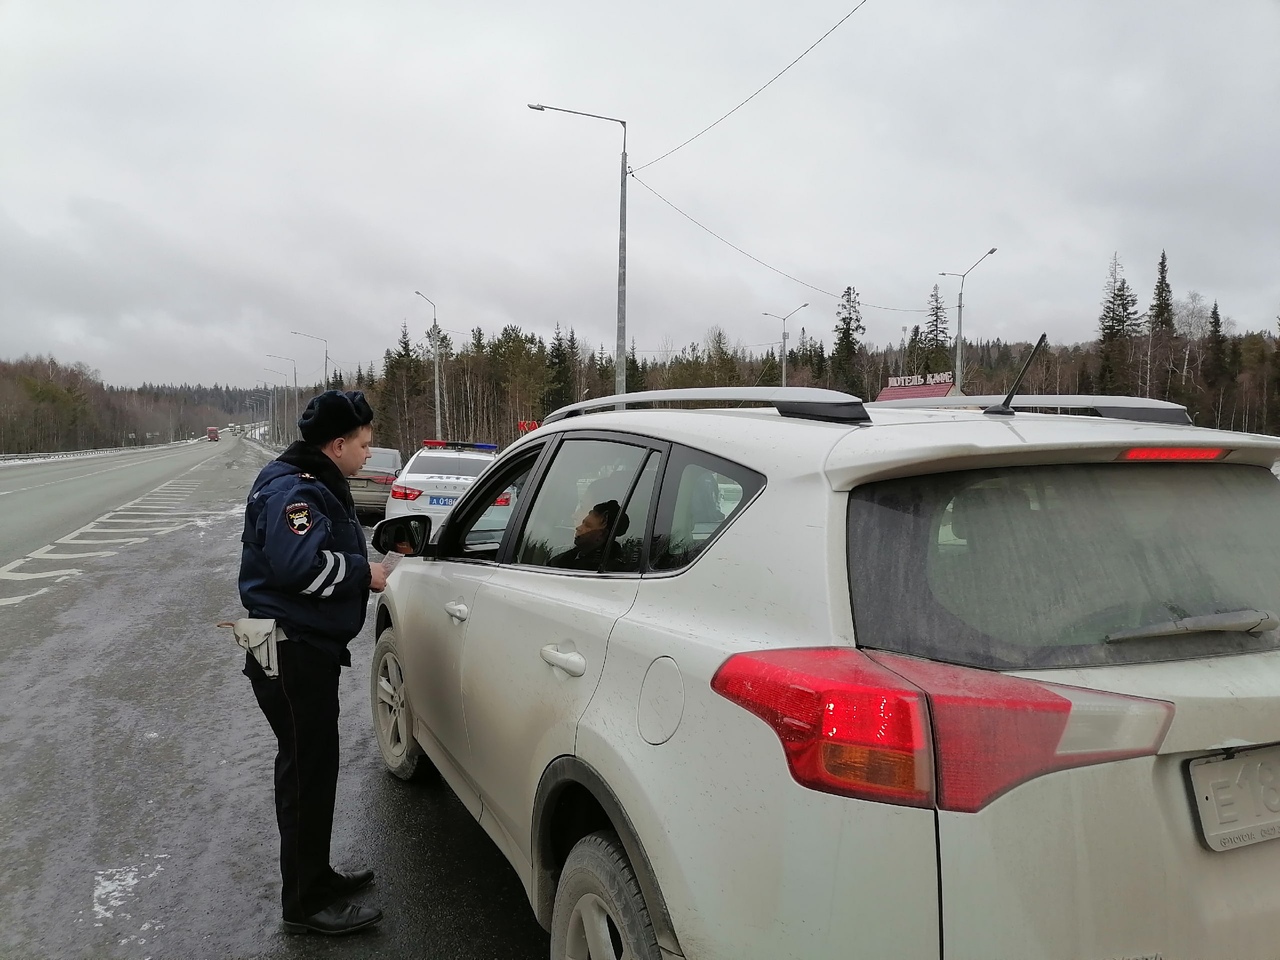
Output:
[371, 630, 430, 781]
[551, 831, 660, 960]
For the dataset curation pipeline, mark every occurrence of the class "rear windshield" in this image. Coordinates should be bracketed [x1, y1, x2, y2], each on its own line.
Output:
[408, 453, 489, 477]
[366, 449, 400, 471]
[847, 463, 1280, 669]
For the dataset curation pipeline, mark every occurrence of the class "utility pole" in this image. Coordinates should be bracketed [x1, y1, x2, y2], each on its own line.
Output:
[940, 247, 997, 389]
[762, 303, 808, 387]
[414, 291, 443, 439]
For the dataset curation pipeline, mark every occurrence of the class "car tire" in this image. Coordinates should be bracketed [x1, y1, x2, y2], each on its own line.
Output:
[370, 630, 431, 781]
[550, 831, 661, 960]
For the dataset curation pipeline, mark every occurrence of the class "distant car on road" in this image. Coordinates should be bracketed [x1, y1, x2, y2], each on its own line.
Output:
[385, 441, 499, 526]
[350, 446, 403, 521]
[206, 427, 219, 442]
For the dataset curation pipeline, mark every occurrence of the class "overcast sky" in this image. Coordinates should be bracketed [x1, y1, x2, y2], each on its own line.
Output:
[2, 0, 1278, 389]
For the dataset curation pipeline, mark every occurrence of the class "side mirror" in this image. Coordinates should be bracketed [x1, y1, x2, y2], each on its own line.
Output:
[371, 516, 433, 558]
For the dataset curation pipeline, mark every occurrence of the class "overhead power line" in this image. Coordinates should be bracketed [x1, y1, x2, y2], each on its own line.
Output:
[632, 0, 874, 174]
[631, 173, 927, 313]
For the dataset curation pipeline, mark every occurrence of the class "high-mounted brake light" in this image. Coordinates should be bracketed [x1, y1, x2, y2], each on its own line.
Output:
[1120, 446, 1225, 461]
[713, 648, 1174, 813]
[389, 483, 422, 500]
[493, 494, 511, 506]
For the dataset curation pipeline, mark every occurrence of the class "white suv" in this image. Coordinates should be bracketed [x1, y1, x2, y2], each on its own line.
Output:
[369, 386, 1280, 960]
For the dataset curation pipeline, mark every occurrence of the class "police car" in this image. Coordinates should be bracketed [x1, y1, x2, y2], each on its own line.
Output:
[384, 440, 498, 525]
[369, 377, 1280, 960]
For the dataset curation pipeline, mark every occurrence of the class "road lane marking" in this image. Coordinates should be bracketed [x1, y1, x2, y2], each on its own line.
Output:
[0, 478, 222, 605]
[0, 449, 204, 496]
[0, 587, 49, 606]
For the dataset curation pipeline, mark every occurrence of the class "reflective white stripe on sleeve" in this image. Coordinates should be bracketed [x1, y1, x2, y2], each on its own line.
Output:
[301, 550, 336, 595]
[320, 552, 346, 598]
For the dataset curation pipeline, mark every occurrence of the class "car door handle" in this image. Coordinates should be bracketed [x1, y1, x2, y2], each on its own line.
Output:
[540, 645, 586, 677]
[444, 600, 469, 622]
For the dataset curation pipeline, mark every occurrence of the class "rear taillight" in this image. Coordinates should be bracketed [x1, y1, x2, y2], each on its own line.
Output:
[493, 494, 511, 506]
[370, 474, 396, 485]
[711, 649, 934, 807]
[389, 483, 422, 500]
[712, 648, 1174, 813]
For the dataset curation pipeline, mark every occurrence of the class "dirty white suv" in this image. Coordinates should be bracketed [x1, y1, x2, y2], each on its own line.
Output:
[369, 385, 1280, 960]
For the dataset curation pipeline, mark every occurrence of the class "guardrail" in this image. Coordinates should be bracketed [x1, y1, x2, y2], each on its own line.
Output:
[0, 439, 199, 465]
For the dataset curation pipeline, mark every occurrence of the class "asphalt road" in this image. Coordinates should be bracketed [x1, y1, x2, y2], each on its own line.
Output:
[0, 438, 549, 959]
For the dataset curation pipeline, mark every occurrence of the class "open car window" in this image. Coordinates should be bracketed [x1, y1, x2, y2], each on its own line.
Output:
[438, 450, 539, 563]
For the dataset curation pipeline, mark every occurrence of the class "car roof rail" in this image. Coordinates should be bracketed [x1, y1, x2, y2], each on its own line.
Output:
[871, 394, 1192, 425]
[543, 387, 870, 425]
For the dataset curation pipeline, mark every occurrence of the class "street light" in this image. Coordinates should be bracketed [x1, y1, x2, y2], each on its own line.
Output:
[265, 368, 289, 445]
[266, 353, 298, 442]
[529, 101, 628, 400]
[762, 303, 809, 387]
[291, 331, 329, 389]
[414, 291, 443, 440]
[939, 247, 998, 389]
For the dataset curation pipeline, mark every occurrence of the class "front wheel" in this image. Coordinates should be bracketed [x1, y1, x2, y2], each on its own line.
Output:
[370, 630, 431, 781]
[551, 831, 660, 960]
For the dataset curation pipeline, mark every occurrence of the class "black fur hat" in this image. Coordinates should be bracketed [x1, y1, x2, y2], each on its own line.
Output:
[297, 390, 374, 445]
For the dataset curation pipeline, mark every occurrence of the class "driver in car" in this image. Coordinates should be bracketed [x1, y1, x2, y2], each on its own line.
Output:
[549, 499, 628, 571]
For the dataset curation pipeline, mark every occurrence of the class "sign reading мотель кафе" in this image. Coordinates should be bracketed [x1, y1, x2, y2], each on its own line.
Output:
[886, 371, 954, 389]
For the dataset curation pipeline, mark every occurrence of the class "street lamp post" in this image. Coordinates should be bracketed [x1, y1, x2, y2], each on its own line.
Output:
[266, 354, 298, 442]
[265, 368, 289, 445]
[528, 102, 628, 399]
[291, 331, 329, 389]
[414, 291, 443, 440]
[762, 303, 809, 387]
[940, 247, 997, 389]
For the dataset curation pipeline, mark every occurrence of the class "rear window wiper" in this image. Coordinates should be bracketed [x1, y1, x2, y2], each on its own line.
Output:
[1104, 609, 1279, 644]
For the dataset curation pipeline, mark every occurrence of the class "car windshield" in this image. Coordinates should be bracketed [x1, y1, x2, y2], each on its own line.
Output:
[408, 454, 489, 477]
[365, 449, 400, 471]
[847, 463, 1280, 669]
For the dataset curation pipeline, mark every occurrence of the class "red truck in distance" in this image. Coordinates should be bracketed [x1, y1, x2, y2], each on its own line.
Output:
[206, 427, 220, 442]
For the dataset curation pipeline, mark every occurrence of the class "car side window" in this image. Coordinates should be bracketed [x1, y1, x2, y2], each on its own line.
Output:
[438, 451, 538, 563]
[649, 446, 764, 572]
[513, 438, 650, 572]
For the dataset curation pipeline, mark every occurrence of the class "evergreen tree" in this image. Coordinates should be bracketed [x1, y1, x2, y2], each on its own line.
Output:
[545, 324, 573, 411]
[1145, 250, 1176, 399]
[831, 286, 865, 394]
[1096, 253, 1140, 394]
[925, 284, 949, 351]
[1203, 301, 1228, 392]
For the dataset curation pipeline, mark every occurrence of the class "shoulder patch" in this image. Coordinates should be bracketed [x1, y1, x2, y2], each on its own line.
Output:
[285, 501, 313, 535]
[298, 473, 316, 480]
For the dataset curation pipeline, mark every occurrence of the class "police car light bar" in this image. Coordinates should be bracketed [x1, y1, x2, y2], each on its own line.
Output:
[422, 440, 499, 451]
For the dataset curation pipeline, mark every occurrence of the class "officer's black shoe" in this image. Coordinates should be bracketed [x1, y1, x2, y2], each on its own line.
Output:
[283, 903, 383, 936]
[328, 868, 374, 896]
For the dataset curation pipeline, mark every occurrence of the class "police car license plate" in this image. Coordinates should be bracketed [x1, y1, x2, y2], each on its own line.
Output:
[1190, 744, 1280, 852]
[428, 496, 456, 507]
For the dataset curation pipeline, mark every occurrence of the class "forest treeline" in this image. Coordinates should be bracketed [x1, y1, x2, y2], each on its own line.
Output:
[3, 251, 1276, 456]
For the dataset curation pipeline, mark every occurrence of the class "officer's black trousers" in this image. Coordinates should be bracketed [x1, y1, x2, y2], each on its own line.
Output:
[246, 640, 341, 921]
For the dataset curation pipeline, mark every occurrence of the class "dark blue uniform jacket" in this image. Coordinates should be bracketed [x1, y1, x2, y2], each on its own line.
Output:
[239, 456, 370, 666]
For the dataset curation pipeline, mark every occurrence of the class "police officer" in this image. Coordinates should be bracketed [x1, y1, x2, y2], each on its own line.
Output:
[239, 390, 390, 935]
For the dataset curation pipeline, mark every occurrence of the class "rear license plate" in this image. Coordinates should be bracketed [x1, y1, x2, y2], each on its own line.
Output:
[1190, 743, 1280, 851]
[428, 496, 456, 507]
